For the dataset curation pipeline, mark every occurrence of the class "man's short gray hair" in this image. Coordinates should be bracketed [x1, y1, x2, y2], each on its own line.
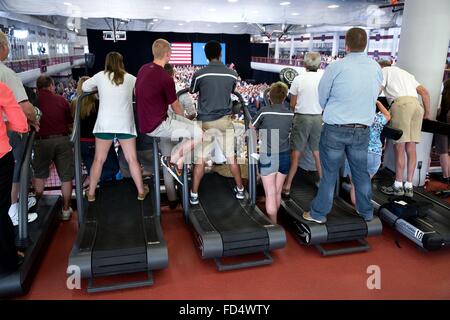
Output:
[0, 31, 9, 49]
[304, 52, 321, 71]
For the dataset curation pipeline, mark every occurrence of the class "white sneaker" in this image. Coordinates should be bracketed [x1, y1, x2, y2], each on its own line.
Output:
[8, 203, 39, 226]
[60, 207, 73, 221]
[28, 196, 37, 209]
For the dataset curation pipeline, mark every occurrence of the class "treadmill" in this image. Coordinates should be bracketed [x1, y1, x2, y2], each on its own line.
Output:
[346, 120, 450, 251]
[68, 92, 168, 293]
[371, 169, 450, 250]
[178, 89, 286, 271]
[265, 72, 383, 256]
[280, 169, 382, 256]
[0, 130, 62, 298]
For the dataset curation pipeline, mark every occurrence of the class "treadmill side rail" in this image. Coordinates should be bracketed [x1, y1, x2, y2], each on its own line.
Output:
[145, 216, 169, 270]
[265, 225, 287, 251]
[188, 207, 224, 259]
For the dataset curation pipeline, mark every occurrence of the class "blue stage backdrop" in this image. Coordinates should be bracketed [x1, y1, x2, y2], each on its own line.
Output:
[192, 42, 226, 65]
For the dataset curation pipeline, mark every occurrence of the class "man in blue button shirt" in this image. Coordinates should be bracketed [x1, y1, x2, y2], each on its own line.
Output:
[303, 28, 383, 224]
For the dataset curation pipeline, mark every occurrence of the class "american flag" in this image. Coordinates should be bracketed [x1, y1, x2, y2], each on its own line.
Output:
[169, 42, 192, 65]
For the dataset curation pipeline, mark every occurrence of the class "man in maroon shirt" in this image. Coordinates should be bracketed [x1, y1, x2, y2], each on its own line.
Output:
[136, 39, 202, 183]
[33, 75, 74, 220]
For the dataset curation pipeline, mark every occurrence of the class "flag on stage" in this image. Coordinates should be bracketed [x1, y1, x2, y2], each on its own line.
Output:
[169, 43, 192, 65]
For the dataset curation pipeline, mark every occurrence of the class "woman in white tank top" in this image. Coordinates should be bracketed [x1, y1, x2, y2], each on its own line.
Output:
[82, 52, 147, 201]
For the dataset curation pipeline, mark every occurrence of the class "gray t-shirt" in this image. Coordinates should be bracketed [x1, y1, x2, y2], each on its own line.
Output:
[190, 61, 237, 122]
[252, 104, 294, 154]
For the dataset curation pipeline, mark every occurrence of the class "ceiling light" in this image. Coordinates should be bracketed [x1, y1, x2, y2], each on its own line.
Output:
[233, 25, 239, 28]
[63, 2, 72, 6]
[252, 10, 259, 14]
[280, 2, 291, 5]
[163, 6, 171, 10]
[153, 18, 159, 22]
[228, 0, 238, 3]
[306, 24, 313, 27]
[178, 23, 184, 26]
[328, 4, 340, 9]
[208, 8, 216, 12]
[292, 12, 299, 16]
[83, 17, 89, 19]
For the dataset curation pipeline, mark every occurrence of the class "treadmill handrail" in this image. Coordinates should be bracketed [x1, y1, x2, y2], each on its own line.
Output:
[17, 128, 36, 247]
[233, 91, 257, 205]
[72, 91, 97, 226]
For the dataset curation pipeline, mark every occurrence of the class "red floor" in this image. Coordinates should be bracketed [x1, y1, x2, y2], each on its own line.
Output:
[18, 180, 450, 300]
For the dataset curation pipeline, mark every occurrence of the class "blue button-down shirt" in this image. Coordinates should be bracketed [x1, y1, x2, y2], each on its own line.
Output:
[318, 52, 383, 126]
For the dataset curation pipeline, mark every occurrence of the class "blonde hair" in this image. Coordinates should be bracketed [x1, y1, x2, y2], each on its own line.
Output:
[269, 82, 288, 104]
[0, 31, 8, 48]
[104, 52, 125, 86]
[71, 76, 97, 119]
[152, 39, 171, 60]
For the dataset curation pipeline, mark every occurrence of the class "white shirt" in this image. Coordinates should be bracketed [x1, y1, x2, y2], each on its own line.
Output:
[0, 62, 28, 103]
[289, 71, 323, 114]
[382, 66, 420, 105]
[82, 71, 137, 136]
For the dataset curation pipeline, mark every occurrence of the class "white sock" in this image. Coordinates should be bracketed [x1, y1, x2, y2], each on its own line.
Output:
[190, 191, 198, 197]
[404, 182, 413, 189]
[394, 181, 403, 188]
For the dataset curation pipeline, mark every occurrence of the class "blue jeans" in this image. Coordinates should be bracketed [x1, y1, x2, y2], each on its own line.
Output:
[310, 124, 373, 221]
[81, 142, 119, 182]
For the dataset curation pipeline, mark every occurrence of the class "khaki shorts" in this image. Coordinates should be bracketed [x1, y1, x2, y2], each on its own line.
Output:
[199, 115, 235, 162]
[33, 136, 74, 182]
[390, 96, 424, 144]
[291, 114, 322, 152]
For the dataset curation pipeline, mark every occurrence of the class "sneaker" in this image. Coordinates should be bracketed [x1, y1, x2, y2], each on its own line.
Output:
[381, 184, 404, 196]
[60, 207, 73, 221]
[190, 191, 199, 205]
[28, 196, 37, 209]
[234, 186, 245, 200]
[161, 156, 183, 185]
[302, 211, 327, 224]
[281, 189, 290, 199]
[404, 186, 414, 198]
[8, 203, 39, 226]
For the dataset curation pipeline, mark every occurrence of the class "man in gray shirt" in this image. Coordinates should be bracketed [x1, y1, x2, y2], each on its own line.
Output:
[0, 31, 39, 223]
[189, 41, 244, 204]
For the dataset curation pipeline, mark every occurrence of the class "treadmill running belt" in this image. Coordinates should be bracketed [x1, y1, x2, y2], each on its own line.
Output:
[91, 179, 154, 268]
[290, 170, 367, 227]
[198, 173, 268, 243]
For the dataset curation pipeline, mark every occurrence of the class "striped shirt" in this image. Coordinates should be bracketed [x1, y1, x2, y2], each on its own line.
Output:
[190, 61, 238, 121]
[252, 104, 294, 154]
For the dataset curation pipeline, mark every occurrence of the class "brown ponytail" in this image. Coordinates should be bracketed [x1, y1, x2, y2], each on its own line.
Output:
[104, 51, 125, 86]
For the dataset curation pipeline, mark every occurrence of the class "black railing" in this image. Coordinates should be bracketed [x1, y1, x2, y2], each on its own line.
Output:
[17, 129, 36, 248]
[71, 91, 97, 226]
[234, 91, 257, 205]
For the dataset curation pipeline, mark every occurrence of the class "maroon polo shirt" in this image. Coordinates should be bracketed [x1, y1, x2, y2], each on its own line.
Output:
[37, 89, 73, 137]
[135, 62, 177, 133]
